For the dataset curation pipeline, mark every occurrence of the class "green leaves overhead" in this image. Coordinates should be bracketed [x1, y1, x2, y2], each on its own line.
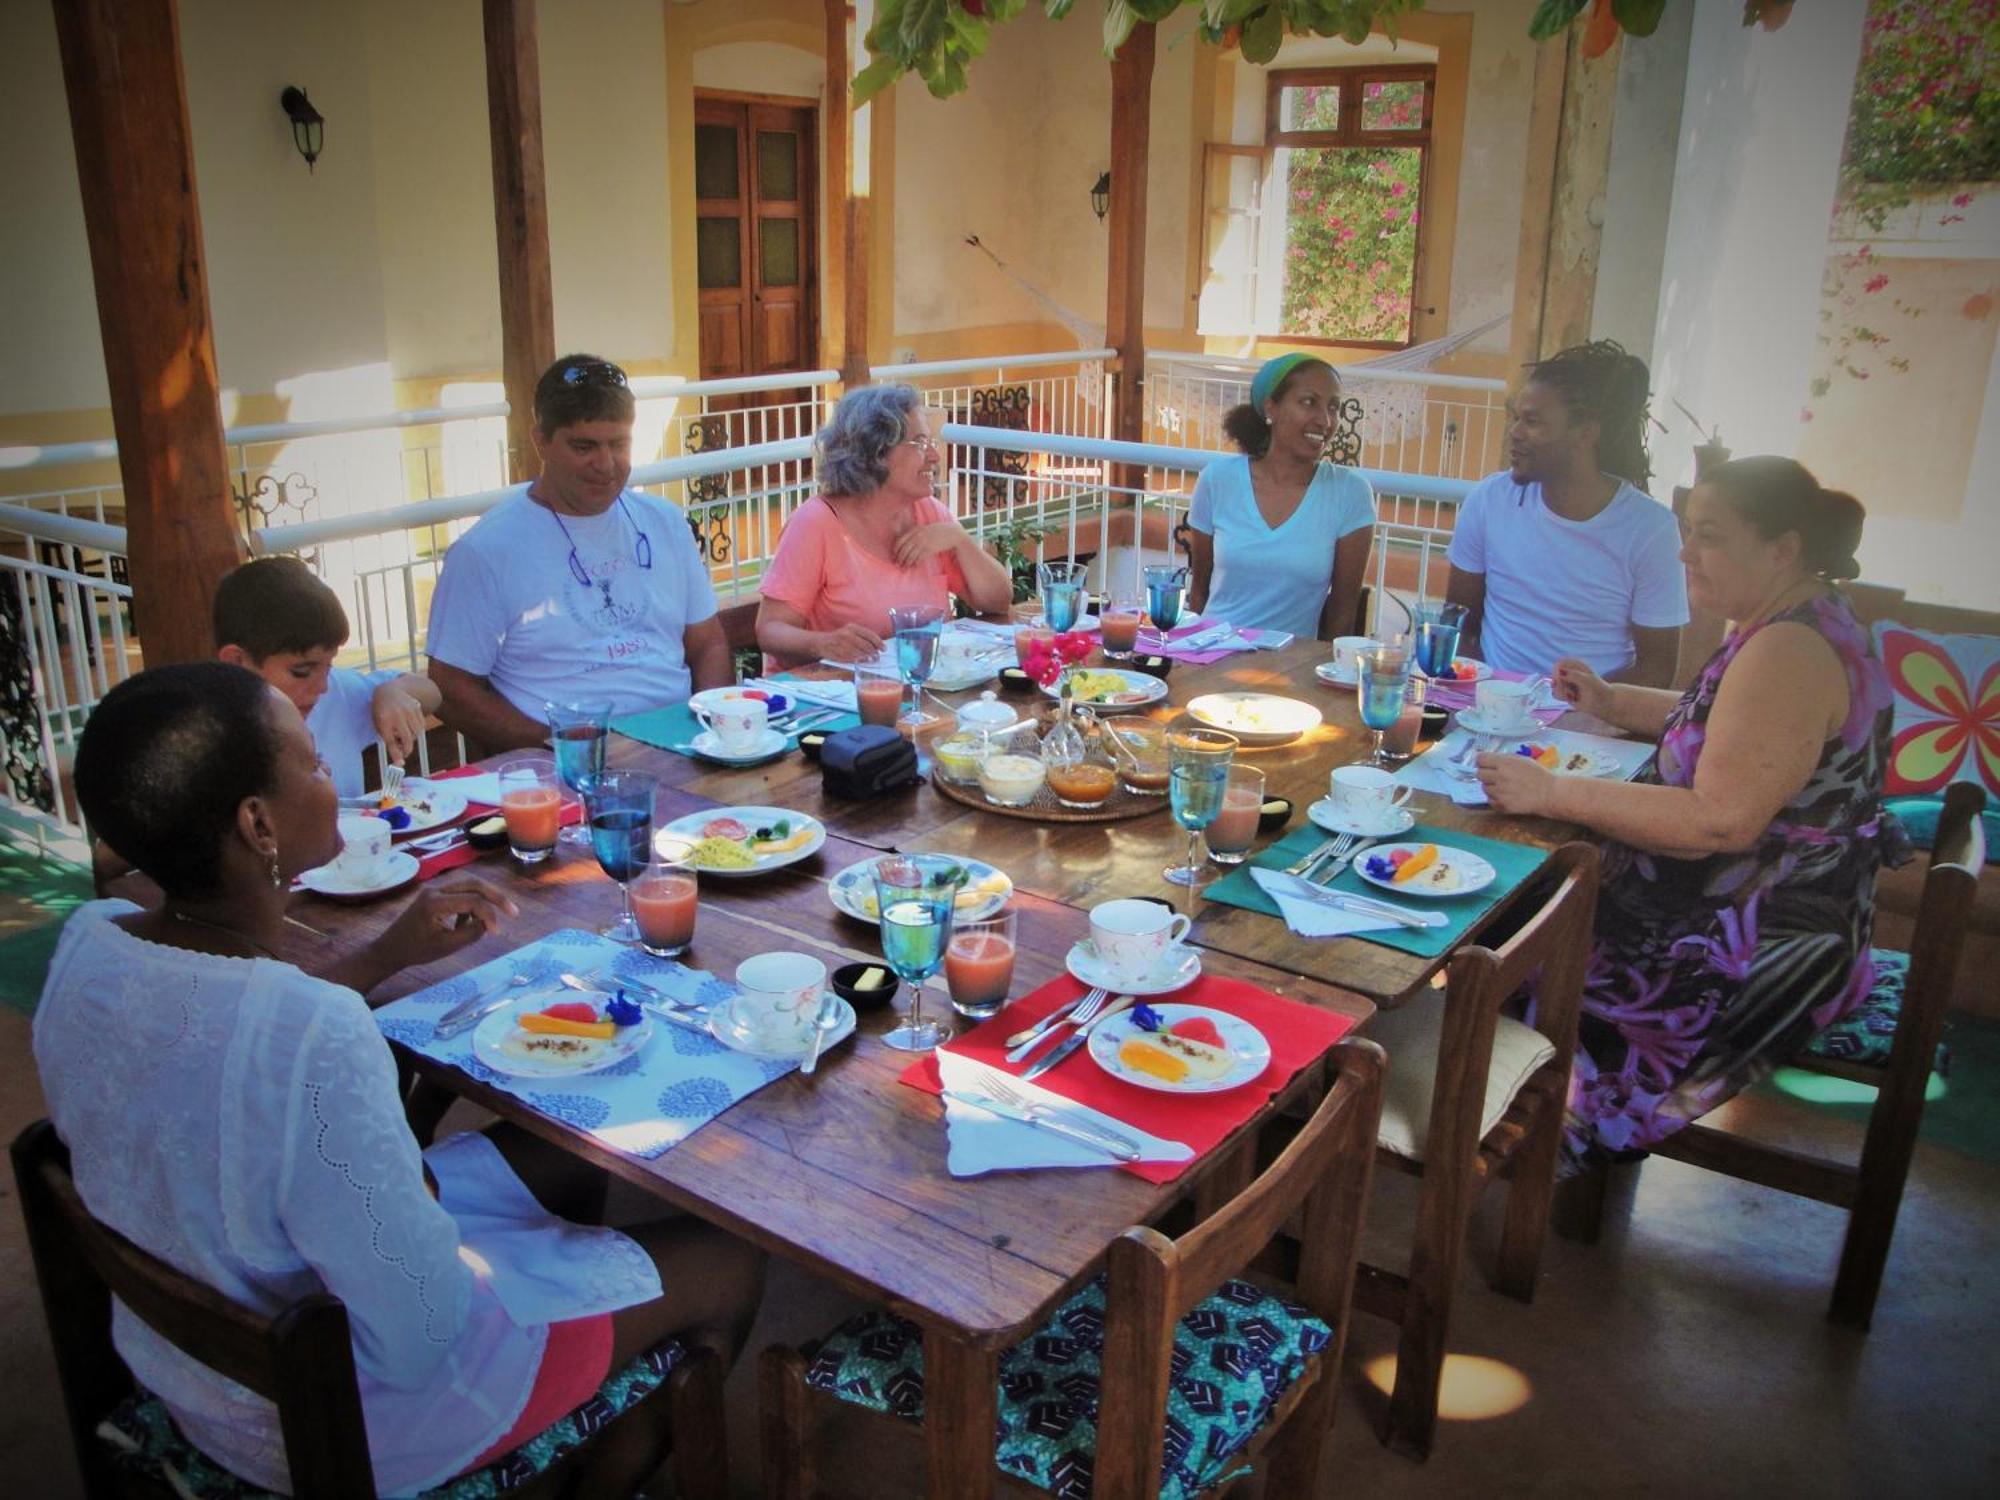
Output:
[1528, 0, 1590, 43]
[1612, 0, 1667, 36]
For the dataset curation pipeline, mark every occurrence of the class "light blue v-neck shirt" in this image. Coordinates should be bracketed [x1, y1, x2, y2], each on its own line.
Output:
[1187, 456, 1376, 637]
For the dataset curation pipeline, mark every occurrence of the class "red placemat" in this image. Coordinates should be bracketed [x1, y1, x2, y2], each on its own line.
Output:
[410, 766, 581, 880]
[901, 972, 1358, 1183]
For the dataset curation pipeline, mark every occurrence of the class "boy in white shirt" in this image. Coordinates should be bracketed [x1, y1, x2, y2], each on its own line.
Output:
[1444, 340, 1687, 686]
[214, 557, 441, 798]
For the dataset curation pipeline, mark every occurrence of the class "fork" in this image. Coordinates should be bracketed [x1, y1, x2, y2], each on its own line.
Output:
[979, 1074, 1142, 1156]
[381, 764, 406, 801]
[1285, 833, 1357, 880]
[1004, 987, 1112, 1065]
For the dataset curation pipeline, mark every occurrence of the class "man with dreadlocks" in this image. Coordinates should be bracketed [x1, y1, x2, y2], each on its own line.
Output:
[1444, 340, 1687, 686]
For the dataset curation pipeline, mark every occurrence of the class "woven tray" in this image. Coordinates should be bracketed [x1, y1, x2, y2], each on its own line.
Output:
[929, 767, 1167, 824]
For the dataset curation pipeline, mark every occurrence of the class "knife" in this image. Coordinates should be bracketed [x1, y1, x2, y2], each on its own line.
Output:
[941, 1090, 1141, 1162]
[1022, 995, 1135, 1081]
[1308, 836, 1381, 885]
[433, 974, 531, 1040]
[1266, 874, 1445, 929]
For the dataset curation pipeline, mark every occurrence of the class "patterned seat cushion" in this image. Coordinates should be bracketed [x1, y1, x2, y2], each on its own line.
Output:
[802, 1276, 1331, 1500]
[1801, 950, 1949, 1074]
[95, 1339, 686, 1498]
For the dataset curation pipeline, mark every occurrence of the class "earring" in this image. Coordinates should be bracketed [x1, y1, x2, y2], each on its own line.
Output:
[269, 847, 283, 891]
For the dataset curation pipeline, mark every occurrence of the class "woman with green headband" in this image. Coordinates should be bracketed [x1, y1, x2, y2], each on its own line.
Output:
[1186, 353, 1375, 640]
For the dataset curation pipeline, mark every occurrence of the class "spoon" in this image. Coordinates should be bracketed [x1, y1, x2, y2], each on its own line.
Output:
[799, 992, 843, 1075]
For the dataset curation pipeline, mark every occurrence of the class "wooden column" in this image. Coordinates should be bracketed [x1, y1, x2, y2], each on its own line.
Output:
[1508, 28, 1622, 372]
[1106, 21, 1156, 488]
[825, 1, 870, 390]
[484, 0, 555, 480]
[52, 0, 240, 667]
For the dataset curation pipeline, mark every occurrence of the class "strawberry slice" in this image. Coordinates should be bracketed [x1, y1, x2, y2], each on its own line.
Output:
[538, 1001, 600, 1024]
[1170, 1017, 1224, 1049]
[701, 817, 749, 841]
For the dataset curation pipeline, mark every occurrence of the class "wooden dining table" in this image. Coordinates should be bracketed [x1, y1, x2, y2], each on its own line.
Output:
[257, 630, 1604, 1497]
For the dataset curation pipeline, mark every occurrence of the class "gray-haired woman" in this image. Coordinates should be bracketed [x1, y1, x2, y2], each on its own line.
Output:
[756, 383, 1012, 668]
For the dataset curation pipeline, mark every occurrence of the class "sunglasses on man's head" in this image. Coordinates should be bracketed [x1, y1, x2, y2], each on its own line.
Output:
[559, 360, 629, 389]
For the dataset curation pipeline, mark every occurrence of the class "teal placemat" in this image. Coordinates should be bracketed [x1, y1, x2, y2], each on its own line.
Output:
[1203, 821, 1551, 958]
[612, 703, 861, 757]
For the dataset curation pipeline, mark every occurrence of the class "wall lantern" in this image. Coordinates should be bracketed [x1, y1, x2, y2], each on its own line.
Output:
[279, 86, 324, 172]
[1090, 172, 1110, 223]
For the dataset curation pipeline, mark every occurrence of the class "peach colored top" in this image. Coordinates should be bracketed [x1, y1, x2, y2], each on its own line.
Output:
[758, 495, 968, 668]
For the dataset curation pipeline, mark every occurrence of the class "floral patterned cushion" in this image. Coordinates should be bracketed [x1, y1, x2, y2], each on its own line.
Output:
[1872, 624, 2000, 798]
[95, 1339, 686, 1498]
[801, 1276, 1331, 1500]
[1801, 950, 1948, 1074]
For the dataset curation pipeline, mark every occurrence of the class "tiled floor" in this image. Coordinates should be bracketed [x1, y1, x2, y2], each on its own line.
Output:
[3, 1000, 1995, 1497]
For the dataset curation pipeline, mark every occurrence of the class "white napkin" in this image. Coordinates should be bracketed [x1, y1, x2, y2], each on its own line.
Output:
[761, 677, 859, 712]
[935, 1051, 1194, 1176]
[436, 771, 507, 808]
[1249, 867, 1444, 937]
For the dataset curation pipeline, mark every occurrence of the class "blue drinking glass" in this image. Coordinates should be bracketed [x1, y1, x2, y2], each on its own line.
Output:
[585, 769, 655, 943]
[1144, 564, 1187, 636]
[1356, 648, 1412, 768]
[1412, 603, 1469, 678]
[888, 604, 946, 730]
[547, 699, 611, 845]
[873, 854, 968, 1052]
[1036, 560, 1089, 634]
[1164, 728, 1235, 893]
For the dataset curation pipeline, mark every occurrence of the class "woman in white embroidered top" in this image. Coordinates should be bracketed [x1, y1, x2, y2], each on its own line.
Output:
[1185, 353, 1376, 641]
[33, 663, 764, 1496]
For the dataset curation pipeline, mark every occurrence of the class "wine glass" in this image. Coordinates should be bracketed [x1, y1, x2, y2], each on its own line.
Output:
[1144, 564, 1186, 641]
[1357, 645, 1412, 768]
[873, 854, 968, 1052]
[1036, 560, 1088, 634]
[546, 699, 610, 846]
[1412, 602, 1469, 678]
[585, 769, 655, 943]
[888, 603, 946, 731]
[1164, 728, 1236, 892]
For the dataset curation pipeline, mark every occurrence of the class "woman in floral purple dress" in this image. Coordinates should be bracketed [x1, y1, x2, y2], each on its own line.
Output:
[1480, 457, 1905, 1173]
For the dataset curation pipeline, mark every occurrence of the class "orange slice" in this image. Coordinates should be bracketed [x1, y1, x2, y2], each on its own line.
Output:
[517, 1013, 617, 1040]
[1118, 1037, 1190, 1083]
[1392, 844, 1440, 884]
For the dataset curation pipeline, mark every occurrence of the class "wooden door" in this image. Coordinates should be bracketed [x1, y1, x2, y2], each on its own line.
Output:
[694, 94, 817, 384]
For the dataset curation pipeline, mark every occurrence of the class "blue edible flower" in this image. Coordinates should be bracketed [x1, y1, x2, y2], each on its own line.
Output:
[1514, 743, 1538, 759]
[377, 805, 412, 830]
[606, 990, 645, 1028]
[765, 693, 789, 715]
[1131, 1003, 1165, 1032]
[1363, 854, 1396, 881]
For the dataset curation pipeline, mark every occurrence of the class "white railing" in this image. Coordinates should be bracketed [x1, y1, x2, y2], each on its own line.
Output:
[1145, 352, 1507, 484]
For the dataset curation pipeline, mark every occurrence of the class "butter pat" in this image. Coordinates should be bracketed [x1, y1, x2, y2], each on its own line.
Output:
[854, 966, 890, 991]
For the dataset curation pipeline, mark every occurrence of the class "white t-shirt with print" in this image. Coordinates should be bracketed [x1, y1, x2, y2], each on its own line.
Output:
[305, 666, 399, 798]
[1445, 471, 1688, 677]
[426, 486, 719, 718]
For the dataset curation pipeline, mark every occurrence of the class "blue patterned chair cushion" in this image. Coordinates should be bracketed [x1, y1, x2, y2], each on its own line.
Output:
[94, 1339, 687, 1498]
[801, 1276, 1331, 1500]
[1802, 950, 1949, 1074]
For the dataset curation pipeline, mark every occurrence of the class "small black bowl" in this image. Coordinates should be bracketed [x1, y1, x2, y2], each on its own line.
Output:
[831, 961, 900, 1013]
[463, 814, 510, 852]
[1127, 654, 1174, 678]
[797, 730, 829, 762]
[1257, 797, 1294, 834]
[1420, 706, 1451, 741]
[997, 666, 1037, 693]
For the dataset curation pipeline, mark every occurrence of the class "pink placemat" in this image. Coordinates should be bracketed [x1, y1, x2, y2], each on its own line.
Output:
[1136, 621, 1284, 665]
[901, 972, 1357, 1183]
[1424, 667, 1566, 726]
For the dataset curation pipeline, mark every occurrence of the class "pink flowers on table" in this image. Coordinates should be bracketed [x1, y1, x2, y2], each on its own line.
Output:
[1021, 631, 1094, 689]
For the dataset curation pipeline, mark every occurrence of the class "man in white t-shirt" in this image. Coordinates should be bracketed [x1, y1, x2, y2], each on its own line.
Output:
[427, 355, 733, 752]
[1444, 340, 1687, 686]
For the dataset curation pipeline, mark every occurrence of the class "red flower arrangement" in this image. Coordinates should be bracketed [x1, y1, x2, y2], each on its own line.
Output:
[1020, 631, 1095, 689]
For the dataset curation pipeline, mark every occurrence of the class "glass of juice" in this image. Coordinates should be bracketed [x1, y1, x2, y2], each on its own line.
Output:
[944, 910, 1017, 1020]
[1013, 624, 1055, 669]
[546, 699, 610, 845]
[855, 666, 904, 728]
[630, 844, 697, 958]
[496, 756, 563, 864]
[1204, 765, 1266, 865]
[1381, 673, 1428, 761]
[1100, 587, 1143, 660]
[585, 769, 655, 943]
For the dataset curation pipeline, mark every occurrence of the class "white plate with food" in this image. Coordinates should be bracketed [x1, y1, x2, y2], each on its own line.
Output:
[1510, 740, 1623, 777]
[688, 685, 800, 719]
[1039, 668, 1169, 713]
[346, 781, 469, 836]
[1087, 1003, 1270, 1094]
[471, 997, 653, 1078]
[1420, 658, 1492, 684]
[1354, 842, 1496, 899]
[827, 854, 1013, 924]
[297, 850, 421, 901]
[656, 807, 826, 875]
[1185, 692, 1322, 747]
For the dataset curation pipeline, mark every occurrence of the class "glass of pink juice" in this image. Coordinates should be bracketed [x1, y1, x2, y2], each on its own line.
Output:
[1204, 765, 1266, 865]
[944, 911, 1017, 1019]
[1100, 589, 1142, 659]
[1013, 624, 1055, 668]
[1382, 674, 1428, 760]
[856, 668, 904, 728]
[497, 756, 562, 864]
[630, 859, 697, 957]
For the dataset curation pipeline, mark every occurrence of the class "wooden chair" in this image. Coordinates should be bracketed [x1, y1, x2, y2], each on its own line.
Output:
[10, 1120, 728, 1500]
[1570, 780, 1987, 1330]
[1353, 841, 1600, 1459]
[759, 1039, 1386, 1498]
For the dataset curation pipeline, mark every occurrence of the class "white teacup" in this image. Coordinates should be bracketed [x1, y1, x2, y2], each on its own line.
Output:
[1330, 635, 1380, 679]
[332, 812, 393, 884]
[697, 697, 770, 753]
[1474, 678, 1538, 731]
[734, 952, 825, 1047]
[1328, 765, 1414, 832]
[1089, 898, 1192, 984]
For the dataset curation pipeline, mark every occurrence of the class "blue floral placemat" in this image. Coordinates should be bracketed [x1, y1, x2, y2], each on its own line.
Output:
[374, 929, 800, 1159]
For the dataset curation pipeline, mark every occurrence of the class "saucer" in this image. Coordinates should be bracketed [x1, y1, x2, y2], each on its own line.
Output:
[298, 850, 420, 901]
[1306, 799, 1417, 838]
[1455, 708, 1544, 738]
[707, 994, 857, 1060]
[1313, 662, 1358, 688]
[1065, 940, 1203, 997]
[688, 727, 789, 764]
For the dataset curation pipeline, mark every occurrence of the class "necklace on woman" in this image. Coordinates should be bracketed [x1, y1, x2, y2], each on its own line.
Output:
[167, 908, 281, 960]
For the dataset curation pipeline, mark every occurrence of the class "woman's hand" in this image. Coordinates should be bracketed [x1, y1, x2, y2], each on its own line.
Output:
[1551, 657, 1614, 720]
[1476, 751, 1561, 818]
[374, 876, 519, 973]
[892, 521, 968, 568]
[820, 622, 886, 662]
[371, 682, 430, 766]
